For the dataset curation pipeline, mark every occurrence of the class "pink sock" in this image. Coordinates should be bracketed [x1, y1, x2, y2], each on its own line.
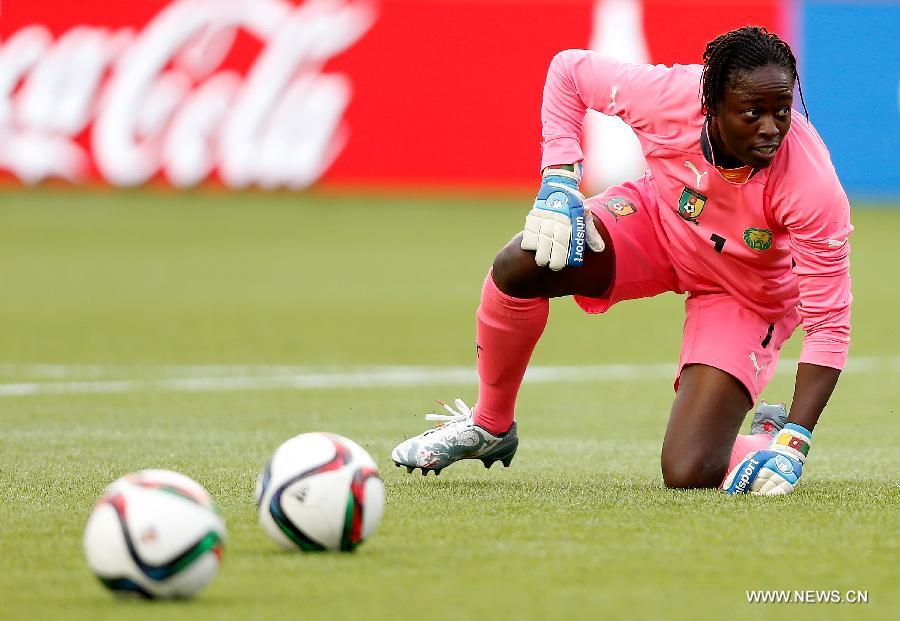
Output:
[727, 433, 773, 473]
[473, 271, 549, 435]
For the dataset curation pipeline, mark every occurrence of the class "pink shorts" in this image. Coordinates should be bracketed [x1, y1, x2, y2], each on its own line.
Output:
[573, 175, 800, 402]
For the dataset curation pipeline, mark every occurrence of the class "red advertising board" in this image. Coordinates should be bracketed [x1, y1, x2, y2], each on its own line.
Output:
[0, 0, 786, 191]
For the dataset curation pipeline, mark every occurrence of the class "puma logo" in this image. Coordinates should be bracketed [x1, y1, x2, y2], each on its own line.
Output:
[684, 161, 707, 188]
[609, 85, 618, 110]
[749, 352, 766, 379]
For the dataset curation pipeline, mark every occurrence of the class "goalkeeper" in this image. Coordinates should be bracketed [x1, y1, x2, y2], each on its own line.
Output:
[392, 26, 851, 495]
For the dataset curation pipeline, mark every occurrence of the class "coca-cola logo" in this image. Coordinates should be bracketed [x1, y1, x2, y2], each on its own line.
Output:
[0, 0, 376, 188]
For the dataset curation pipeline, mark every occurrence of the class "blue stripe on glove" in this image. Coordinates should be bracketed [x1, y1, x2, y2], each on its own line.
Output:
[725, 449, 781, 495]
[532, 183, 588, 266]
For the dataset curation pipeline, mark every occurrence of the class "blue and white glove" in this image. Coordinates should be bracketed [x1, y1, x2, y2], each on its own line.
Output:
[521, 164, 604, 271]
[724, 423, 813, 496]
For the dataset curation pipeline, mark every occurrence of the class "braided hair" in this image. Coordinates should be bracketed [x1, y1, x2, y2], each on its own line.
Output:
[700, 26, 807, 119]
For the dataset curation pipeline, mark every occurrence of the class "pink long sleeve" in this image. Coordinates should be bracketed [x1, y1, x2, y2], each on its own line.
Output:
[768, 120, 853, 370]
[540, 50, 700, 170]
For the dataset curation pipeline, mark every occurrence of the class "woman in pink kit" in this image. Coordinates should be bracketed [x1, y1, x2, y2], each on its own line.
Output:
[392, 26, 851, 495]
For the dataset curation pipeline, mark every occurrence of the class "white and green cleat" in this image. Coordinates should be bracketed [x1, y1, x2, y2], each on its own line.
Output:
[750, 400, 788, 436]
[391, 399, 518, 476]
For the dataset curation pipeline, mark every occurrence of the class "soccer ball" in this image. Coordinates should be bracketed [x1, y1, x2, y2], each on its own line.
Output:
[83, 469, 226, 599]
[255, 432, 384, 552]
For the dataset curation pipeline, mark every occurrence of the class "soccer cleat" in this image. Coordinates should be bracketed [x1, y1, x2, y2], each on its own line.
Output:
[750, 401, 788, 436]
[391, 399, 518, 475]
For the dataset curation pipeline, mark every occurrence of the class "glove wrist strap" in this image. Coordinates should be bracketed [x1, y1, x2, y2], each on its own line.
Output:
[542, 163, 582, 186]
[772, 423, 812, 463]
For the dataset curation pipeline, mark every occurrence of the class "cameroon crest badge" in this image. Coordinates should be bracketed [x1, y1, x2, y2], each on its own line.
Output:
[743, 228, 773, 251]
[604, 197, 637, 218]
[677, 187, 707, 224]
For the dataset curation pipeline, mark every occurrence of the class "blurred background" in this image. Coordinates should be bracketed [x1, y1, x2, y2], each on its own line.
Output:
[1, 0, 897, 196]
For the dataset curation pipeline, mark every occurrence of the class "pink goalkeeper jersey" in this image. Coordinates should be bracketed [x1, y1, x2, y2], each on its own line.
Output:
[541, 50, 852, 369]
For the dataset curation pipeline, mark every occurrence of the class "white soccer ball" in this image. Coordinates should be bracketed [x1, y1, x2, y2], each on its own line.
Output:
[83, 469, 226, 599]
[255, 432, 384, 552]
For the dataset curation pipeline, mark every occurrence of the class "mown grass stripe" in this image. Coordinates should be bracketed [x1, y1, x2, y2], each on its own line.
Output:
[1, 356, 897, 397]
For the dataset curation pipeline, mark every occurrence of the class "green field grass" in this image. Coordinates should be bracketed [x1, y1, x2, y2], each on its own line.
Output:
[0, 188, 897, 620]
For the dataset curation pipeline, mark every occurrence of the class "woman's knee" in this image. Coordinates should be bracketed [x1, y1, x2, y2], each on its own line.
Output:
[490, 225, 613, 299]
[660, 365, 750, 489]
[491, 236, 546, 298]
[660, 448, 728, 489]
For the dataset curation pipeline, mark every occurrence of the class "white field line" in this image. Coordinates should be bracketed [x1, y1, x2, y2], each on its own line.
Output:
[0, 356, 897, 398]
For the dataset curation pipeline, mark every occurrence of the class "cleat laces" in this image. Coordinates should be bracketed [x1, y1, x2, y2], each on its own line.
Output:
[424, 399, 474, 427]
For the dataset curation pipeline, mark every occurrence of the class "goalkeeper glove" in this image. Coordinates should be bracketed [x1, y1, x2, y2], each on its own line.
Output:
[724, 423, 812, 496]
[521, 164, 604, 271]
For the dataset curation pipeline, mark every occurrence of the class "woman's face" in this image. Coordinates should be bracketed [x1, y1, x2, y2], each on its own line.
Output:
[711, 64, 794, 169]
